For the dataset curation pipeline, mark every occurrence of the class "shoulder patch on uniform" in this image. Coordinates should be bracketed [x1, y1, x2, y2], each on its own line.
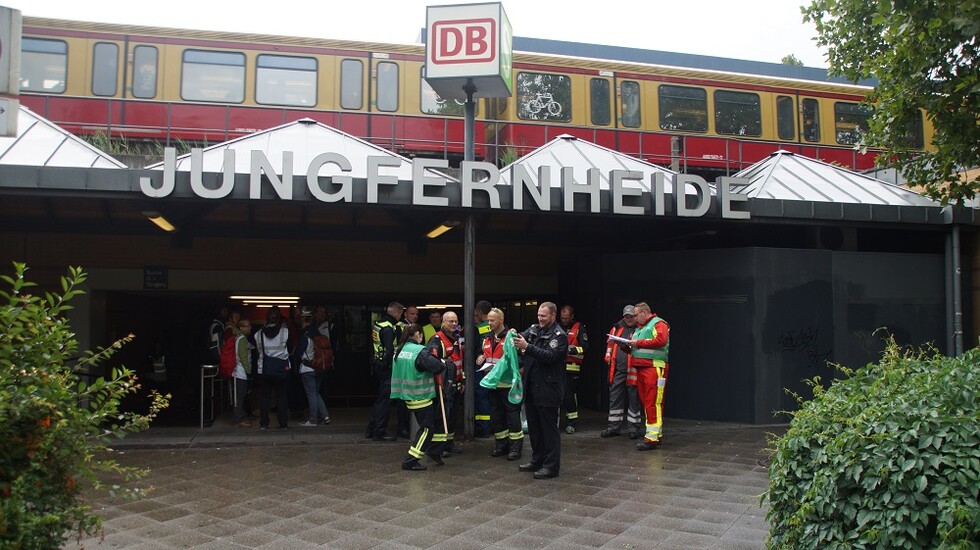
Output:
[549, 339, 559, 349]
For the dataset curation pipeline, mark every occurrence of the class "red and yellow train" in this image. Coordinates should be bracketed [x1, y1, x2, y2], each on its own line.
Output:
[20, 17, 932, 174]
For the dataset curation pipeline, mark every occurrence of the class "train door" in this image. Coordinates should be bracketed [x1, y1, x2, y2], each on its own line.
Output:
[588, 73, 616, 150]
[335, 54, 371, 138]
[371, 54, 401, 152]
[797, 95, 825, 164]
[615, 78, 645, 160]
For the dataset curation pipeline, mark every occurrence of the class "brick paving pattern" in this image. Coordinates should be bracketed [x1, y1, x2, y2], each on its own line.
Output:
[64, 410, 778, 549]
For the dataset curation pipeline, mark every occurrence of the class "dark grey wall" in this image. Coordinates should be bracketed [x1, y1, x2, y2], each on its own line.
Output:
[601, 248, 947, 424]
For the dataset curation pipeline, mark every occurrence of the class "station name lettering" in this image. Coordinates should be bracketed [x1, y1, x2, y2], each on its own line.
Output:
[139, 148, 750, 220]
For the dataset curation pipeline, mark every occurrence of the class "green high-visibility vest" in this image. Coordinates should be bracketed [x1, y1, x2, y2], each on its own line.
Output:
[631, 316, 669, 364]
[391, 342, 437, 401]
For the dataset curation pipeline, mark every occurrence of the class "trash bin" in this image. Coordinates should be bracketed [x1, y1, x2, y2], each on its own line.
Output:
[200, 364, 219, 429]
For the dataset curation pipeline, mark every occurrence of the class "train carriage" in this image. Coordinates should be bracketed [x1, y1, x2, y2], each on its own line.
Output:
[19, 17, 933, 175]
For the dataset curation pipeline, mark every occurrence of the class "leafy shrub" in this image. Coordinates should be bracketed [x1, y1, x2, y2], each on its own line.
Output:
[0, 263, 169, 549]
[764, 336, 980, 549]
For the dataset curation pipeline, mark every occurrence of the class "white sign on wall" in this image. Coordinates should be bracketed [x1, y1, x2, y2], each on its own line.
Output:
[424, 2, 512, 100]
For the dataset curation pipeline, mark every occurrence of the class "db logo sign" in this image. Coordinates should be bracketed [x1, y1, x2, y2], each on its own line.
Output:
[431, 18, 496, 65]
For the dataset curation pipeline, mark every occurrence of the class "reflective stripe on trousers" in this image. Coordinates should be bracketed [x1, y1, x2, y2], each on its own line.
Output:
[636, 365, 666, 442]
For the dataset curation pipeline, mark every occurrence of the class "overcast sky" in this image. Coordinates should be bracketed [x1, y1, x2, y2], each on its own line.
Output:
[7, 0, 829, 67]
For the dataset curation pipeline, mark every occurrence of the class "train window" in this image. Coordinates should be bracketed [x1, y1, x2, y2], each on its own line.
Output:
[621, 80, 641, 128]
[376, 62, 398, 112]
[590, 78, 611, 126]
[899, 110, 925, 149]
[21, 38, 67, 93]
[420, 70, 465, 116]
[802, 98, 820, 142]
[835, 101, 872, 145]
[132, 46, 158, 99]
[516, 72, 571, 122]
[341, 59, 363, 110]
[181, 50, 245, 103]
[658, 85, 707, 132]
[714, 90, 761, 136]
[256, 54, 317, 107]
[92, 42, 119, 97]
[776, 96, 795, 140]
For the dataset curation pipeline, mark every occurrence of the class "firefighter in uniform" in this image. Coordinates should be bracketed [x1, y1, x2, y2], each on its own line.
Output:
[365, 301, 404, 441]
[472, 300, 494, 437]
[513, 302, 568, 479]
[428, 311, 463, 457]
[601, 305, 643, 438]
[477, 308, 525, 460]
[390, 323, 447, 471]
[559, 305, 588, 434]
[628, 302, 670, 450]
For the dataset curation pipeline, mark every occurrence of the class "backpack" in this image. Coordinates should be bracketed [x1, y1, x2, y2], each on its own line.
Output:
[311, 334, 334, 372]
[218, 335, 237, 378]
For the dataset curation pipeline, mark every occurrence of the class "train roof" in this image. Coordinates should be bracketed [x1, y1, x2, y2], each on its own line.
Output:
[510, 37, 877, 87]
[418, 28, 876, 87]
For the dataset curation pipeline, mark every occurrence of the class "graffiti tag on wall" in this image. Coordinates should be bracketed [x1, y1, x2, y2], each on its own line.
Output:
[778, 327, 832, 369]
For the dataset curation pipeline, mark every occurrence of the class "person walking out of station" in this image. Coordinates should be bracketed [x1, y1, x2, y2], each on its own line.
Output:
[512, 302, 568, 479]
[601, 305, 643, 439]
[628, 302, 670, 450]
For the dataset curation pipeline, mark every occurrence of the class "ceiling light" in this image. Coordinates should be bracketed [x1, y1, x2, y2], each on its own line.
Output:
[141, 211, 176, 232]
[426, 219, 460, 239]
[229, 295, 300, 301]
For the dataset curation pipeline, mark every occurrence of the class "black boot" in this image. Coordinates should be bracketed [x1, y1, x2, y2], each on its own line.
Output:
[507, 439, 523, 461]
[490, 438, 510, 457]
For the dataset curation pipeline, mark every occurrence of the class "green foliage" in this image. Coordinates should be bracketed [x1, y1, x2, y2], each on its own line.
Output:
[764, 335, 980, 549]
[803, 0, 980, 205]
[82, 132, 195, 158]
[781, 54, 805, 66]
[0, 263, 169, 549]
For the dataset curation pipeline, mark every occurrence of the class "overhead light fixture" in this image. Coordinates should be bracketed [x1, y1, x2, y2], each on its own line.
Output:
[426, 219, 460, 239]
[141, 211, 176, 232]
[230, 295, 300, 305]
[419, 304, 463, 309]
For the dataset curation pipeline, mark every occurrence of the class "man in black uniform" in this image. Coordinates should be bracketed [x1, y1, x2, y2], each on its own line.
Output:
[512, 302, 568, 479]
[365, 301, 404, 441]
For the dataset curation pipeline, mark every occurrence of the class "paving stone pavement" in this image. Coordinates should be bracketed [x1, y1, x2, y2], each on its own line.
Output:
[63, 409, 783, 549]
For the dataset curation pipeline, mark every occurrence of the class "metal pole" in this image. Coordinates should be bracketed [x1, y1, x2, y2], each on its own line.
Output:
[952, 224, 963, 356]
[463, 79, 476, 440]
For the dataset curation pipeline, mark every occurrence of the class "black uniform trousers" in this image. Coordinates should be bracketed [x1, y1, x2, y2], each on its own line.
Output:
[366, 368, 392, 437]
[259, 373, 289, 429]
[525, 390, 561, 472]
[405, 402, 437, 465]
[489, 387, 523, 438]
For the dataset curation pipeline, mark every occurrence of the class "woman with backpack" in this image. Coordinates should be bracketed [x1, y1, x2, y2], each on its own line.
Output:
[295, 308, 330, 427]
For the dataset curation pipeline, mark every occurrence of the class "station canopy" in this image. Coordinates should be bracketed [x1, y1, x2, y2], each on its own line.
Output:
[732, 150, 938, 207]
[147, 118, 452, 181]
[498, 134, 680, 192]
[0, 106, 126, 169]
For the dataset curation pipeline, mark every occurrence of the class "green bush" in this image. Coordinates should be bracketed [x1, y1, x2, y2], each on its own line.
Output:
[764, 336, 980, 549]
[0, 263, 169, 549]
